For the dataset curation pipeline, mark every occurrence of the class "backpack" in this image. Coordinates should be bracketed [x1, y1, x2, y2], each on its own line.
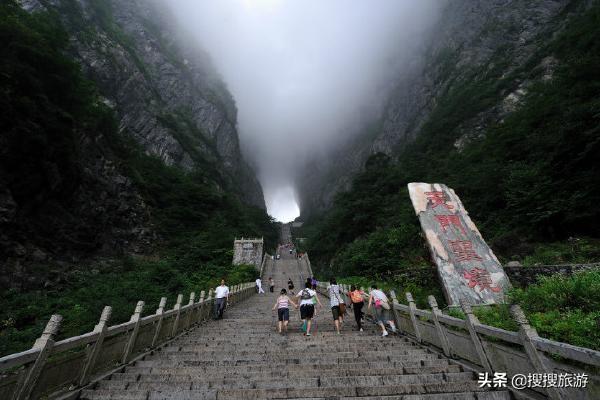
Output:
[350, 291, 363, 303]
[301, 289, 312, 300]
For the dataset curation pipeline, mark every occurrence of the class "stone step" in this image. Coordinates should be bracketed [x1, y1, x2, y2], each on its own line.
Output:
[164, 341, 417, 351]
[215, 381, 493, 399]
[155, 349, 430, 359]
[99, 371, 474, 391]
[81, 260, 503, 400]
[130, 359, 452, 373]
[149, 353, 442, 366]
[112, 364, 462, 382]
[81, 382, 501, 400]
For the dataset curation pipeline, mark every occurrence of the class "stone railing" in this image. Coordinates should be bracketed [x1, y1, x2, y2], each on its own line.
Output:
[259, 253, 270, 278]
[0, 282, 257, 400]
[317, 282, 600, 400]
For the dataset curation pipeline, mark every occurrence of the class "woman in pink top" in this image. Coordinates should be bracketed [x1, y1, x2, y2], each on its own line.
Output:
[272, 289, 298, 334]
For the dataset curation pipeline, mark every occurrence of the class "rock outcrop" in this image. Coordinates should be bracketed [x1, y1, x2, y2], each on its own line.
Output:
[24, 0, 265, 209]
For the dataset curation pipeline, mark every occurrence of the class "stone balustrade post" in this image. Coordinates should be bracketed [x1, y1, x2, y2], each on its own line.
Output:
[460, 299, 492, 373]
[205, 289, 213, 320]
[184, 292, 195, 330]
[388, 290, 403, 335]
[122, 301, 144, 364]
[427, 296, 451, 357]
[13, 314, 62, 400]
[511, 305, 563, 400]
[405, 292, 422, 343]
[170, 294, 183, 337]
[232, 285, 238, 304]
[79, 306, 111, 386]
[196, 291, 205, 324]
[151, 297, 167, 347]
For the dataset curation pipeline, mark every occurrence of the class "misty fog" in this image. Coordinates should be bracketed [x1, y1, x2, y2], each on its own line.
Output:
[166, 0, 443, 222]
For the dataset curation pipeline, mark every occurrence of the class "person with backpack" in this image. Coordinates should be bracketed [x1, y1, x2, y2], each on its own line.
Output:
[348, 285, 365, 332]
[296, 281, 322, 336]
[272, 289, 298, 335]
[367, 285, 397, 337]
[287, 278, 295, 295]
[327, 278, 345, 335]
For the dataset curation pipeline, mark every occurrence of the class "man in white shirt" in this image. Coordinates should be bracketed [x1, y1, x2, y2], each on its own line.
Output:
[255, 277, 265, 294]
[214, 279, 229, 319]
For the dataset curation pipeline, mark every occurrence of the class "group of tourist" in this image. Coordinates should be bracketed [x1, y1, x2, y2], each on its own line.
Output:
[272, 278, 397, 337]
[214, 277, 398, 337]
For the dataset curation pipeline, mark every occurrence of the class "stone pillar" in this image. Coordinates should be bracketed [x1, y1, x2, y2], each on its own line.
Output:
[184, 292, 195, 330]
[196, 291, 205, 324]
[406, 292, 422, 343]
[460, 299, 492, 373]
[151, 297, 167, 347]
[427, 296, 451, 357]
[122, 301, 144, 364]
[13, 315, 62, 400]
[511, 305, 563, 400]
[388, 290, 403, 334]
[170, 294, 183, 337]
[205, 289, 213, 320]
[79, 306, 111, 386]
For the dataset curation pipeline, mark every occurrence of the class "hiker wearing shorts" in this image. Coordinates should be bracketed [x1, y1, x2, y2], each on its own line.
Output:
[287, 278, 295, 295]
[327, 278, 345, 335]
[272, 289, 297, 334]
[367, 285, 397, 337]
[348, 285, 365, 332]
[296, 282, 322, 336]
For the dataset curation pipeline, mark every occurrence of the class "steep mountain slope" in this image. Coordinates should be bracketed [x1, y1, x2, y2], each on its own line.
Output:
[32, 0, 265, 209]
[2, 0, 266, 272]
[0, 0, 276, 354]
[300, 0, 600, 270]
[298, 0, 585, 217]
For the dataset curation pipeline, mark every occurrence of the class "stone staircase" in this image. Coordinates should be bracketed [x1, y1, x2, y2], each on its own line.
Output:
[80, 255, 511, 399]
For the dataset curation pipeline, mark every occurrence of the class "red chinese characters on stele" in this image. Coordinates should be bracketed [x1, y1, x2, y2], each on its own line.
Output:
[435, 215, 466, 235]
[463, 267, 502, 293]
[448, 240, 482, 262]
[425, 191, 454, 210]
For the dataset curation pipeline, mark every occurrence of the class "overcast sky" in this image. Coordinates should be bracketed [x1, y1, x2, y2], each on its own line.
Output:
[166, 0, 442, 222]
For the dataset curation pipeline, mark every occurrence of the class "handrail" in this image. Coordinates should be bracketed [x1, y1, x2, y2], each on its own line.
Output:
[0, 281, 257, 400]
[315, 271, 599, 400]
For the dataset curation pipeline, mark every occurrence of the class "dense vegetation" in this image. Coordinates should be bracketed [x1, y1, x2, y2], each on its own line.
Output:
[449, 269, 600, 351]
[0, 2, 277, 356]
[299, 3, 600, 345]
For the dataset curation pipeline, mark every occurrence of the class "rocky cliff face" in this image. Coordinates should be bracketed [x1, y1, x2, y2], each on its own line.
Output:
[25, 0, 265, 209]
[2, 0, 265, 289]
[298, 0, 580, 217]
